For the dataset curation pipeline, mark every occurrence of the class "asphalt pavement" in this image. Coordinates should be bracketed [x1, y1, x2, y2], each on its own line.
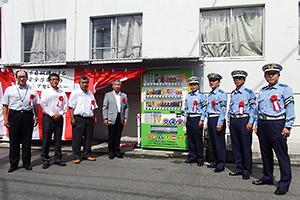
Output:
[0, 142, 299, 200]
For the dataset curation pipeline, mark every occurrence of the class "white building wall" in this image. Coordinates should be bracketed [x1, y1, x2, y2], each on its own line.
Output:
[1, 0, 300, 153]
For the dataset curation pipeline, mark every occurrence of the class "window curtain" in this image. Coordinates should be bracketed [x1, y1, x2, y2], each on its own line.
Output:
[117, 16, 142, 58]
[201, 10, 230, 57]
[232, 7, 263, 56]
[45, 22, 66, 61]
[201, 7, 263, 57]
[29, 25, 44, 62]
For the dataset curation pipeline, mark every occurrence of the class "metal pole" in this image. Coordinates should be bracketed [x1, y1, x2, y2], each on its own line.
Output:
[136, 113, 141, 147]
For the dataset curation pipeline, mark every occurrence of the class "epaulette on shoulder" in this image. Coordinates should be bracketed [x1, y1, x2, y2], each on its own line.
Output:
[261, 86, 268, 90]
[197, 90, 204, 95]
[279, 83, 288, 88]
[245, 88, 253, 94]
[219, 89, 224, 94]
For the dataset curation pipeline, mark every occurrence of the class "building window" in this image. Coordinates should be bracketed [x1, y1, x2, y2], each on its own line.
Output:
[91, 14, 142, 59]
[200, 7, 264, 58]
[23, 21, 66, 62]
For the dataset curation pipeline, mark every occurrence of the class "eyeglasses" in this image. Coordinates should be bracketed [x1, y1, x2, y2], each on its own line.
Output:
[17, 76, 27, 79]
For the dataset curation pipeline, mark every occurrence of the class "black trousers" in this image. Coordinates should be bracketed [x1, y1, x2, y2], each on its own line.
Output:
[186, 116, 204, 163]
[207, 116, 226, 170]
[72, 115, 94, 160]
[108, 114, 123, 156]
[257, 119, 291, 190]
[41, 114, 63, 163]
[8, 110, 34, 168]
[229, 117, 252, 175]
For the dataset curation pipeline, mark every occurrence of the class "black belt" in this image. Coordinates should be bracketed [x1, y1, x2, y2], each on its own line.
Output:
[10, 109, 32, 114]
[74, 115, 93, 119]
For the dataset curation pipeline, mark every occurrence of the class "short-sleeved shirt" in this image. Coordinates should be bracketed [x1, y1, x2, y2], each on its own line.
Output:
[40, 87, 68, 117]
[69, 88, 98, 117]
[2, 84, 39, 110]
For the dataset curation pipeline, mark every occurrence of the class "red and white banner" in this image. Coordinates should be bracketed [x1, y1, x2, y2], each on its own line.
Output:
[0, 67, 145, 141]
[0, 70, 16, 138]
[74, 67, 145, 92]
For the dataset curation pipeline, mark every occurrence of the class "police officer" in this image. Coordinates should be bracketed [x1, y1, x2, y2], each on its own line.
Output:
[184, 76, 207, 166]
[206, 73, 227, 172]
[227, 70, 256, 180]
[252, 63, 295, 195]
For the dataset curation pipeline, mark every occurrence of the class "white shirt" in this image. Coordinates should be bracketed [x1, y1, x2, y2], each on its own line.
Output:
[114, 90, 121, 113]
[1, 84, 39, 110]
[69, 88, 98, 117]
[40, 87, 68, 117]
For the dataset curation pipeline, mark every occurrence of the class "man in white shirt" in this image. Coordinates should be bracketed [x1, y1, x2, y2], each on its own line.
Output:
[69, 76, 98, 164]
[40, 73, 68, 169]
[103, 80, 129, 159]
[2, 70, 39, 173]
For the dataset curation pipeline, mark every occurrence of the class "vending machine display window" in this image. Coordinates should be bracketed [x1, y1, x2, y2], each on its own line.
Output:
[141, 70, 192, 150]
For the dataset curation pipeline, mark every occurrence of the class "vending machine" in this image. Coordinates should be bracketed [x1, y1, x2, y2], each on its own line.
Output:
[141, 70, 193, 150]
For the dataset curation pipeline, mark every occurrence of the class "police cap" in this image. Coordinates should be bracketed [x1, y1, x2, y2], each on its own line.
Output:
[207, 73, 222, 81]
[231, 70, 248, 78]
[187, 76, 200, 84]
[262, 63, 282, 73]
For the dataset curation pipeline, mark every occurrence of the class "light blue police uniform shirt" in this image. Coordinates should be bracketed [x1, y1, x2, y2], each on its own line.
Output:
[184, 90, 207, 121]
[206, 87, 227, 126]
[227, 86, 256, 124]
[255, 82, 295, 128]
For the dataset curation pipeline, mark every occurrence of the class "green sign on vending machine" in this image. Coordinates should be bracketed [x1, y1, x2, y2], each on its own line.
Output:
[141, 70, 193, 150]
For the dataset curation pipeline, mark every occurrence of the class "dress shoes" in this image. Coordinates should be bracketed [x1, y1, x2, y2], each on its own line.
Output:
[184, 159, 196, 164]
[229, 171, 243, 176]
[109, 155, 115, 160]
[74, 159, 81, 164]
[197, 162, 204, 166]
[252, 180, 273, 185]
[42, 162, 50, 169]
[24, 166, 32, 170]
[8, 167, 18, 173]
[115, 153, 124, 159]
[242, 174, 250, 180]
[207, 163, 216, 168]
[85, 157, 96, 161]
[54, 161, 66, 166]
[274, 187, 288, 195]
[214, 168, 224, 173]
